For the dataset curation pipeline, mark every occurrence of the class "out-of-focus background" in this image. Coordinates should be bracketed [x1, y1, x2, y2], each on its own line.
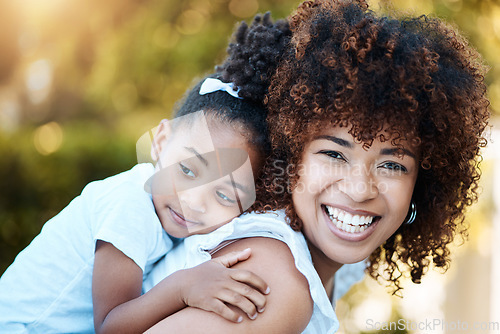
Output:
[0, 0, 498, 332]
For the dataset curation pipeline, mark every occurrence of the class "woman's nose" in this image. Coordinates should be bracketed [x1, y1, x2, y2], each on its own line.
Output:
[178, 189, 207, 213]
[338, 166, 379, 202]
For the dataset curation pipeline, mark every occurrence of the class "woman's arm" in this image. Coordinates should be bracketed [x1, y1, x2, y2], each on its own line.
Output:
[145, 237, 314, 334]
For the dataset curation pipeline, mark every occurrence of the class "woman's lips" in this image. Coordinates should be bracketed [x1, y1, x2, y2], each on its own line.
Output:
[324, 205, 376, 232]
[322, 204, 380, 242]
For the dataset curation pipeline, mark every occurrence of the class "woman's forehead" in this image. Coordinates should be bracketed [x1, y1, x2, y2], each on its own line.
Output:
[307, 121, 419, 151]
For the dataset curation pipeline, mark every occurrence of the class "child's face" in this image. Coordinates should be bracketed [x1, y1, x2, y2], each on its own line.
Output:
[150, 113, 260, 238]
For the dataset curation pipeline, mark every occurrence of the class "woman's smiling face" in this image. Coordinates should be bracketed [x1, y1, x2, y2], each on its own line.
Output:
[292, 125, 419, 265]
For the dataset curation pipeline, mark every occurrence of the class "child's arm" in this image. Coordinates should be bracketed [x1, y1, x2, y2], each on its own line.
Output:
[92, 241, 269, 334]
[170, 247, 270, 323]
[144, 237, 313, 334]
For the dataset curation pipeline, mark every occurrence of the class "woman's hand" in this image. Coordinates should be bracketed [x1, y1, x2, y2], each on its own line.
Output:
[176, 248, 270, 322]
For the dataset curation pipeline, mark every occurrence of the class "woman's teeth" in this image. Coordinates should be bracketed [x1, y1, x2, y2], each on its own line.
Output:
[325, 205, 375, 233]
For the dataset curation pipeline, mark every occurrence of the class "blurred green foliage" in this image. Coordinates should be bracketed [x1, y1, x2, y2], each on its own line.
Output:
[0, 0, 298, 273]
[0, 0, 498, 279]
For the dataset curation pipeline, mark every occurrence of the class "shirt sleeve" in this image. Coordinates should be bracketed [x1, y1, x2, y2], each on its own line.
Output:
[87, 167, 166, 272]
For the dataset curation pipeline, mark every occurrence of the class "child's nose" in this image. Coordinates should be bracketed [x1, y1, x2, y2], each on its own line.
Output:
[179, 189, 207, 213]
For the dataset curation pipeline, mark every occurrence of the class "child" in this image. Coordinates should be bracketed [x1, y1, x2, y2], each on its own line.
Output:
[0, 13, 291, 333]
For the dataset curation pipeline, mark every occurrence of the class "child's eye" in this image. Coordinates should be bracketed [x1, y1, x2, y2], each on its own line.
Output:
[380, 162, 408, 173]
[179, 163, 196, 178]
[216, 190, 236, 204]
[318, 150, 346, 161]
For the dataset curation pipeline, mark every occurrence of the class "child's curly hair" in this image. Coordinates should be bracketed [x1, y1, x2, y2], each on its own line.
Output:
[175, 12, 291, 166]
[255, 0, 490, 292]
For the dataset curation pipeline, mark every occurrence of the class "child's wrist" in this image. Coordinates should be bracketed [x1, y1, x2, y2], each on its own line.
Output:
[170, 269, 190, 306]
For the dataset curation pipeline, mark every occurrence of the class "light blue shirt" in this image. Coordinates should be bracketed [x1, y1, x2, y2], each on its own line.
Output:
[0, 164, 173, 333]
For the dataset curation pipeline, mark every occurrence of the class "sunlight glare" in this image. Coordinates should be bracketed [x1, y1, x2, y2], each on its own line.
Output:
[25, 59, 53, 104]
[17, 0, 70, 17]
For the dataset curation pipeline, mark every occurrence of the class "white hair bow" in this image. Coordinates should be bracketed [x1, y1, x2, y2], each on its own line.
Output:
[199, 78, 242, 99]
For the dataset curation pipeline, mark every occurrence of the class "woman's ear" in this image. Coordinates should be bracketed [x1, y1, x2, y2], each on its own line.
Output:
[151, 119, 171, 163]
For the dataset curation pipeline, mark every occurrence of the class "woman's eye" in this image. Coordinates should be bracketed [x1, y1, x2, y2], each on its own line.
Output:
[179, 163, 195, 178]
[318, 150, 346, 161]
[380, 162, 407, 173]
[216, 190, 236, 204]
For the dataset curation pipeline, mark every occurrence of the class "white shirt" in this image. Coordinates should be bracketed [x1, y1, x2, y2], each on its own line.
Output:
[0, 164, 173, 334]
[143, 211, 366, 334]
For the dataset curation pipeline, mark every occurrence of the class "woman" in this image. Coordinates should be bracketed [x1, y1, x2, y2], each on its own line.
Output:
[145, 0, 490, 332]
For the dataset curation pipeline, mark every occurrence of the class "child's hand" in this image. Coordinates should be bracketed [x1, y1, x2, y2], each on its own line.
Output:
[178, 248, 270, 323]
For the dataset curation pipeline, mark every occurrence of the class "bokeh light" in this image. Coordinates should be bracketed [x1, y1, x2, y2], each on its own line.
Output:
[176, 10, 206, 35]
[25, 59, 53, 105]
[33, 121, 63, 155]
[353, 295, 393, 330]
[229, 0, 259, 18]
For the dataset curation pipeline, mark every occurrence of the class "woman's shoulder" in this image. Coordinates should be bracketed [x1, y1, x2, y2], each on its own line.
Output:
[230, 210, 297, 240]
[209, 237, 314, 333]
[212, 218, 340, 333]
[183, 210, 298, 262]
[145, 236, 314, 334]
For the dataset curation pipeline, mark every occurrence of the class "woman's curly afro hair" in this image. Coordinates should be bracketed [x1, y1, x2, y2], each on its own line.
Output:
[256, 0, 490, 292]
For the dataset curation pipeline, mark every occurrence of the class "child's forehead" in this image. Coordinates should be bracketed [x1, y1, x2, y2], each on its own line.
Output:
[172, 110, 210, 130]
[172, 111, 249, 149]
[173, 111, 220, 135]
[171, 111, 216, 144]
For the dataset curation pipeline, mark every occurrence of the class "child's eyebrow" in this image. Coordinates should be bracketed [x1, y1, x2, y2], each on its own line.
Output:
[226, 179, 249, 195]
[184, 146, 209, 166]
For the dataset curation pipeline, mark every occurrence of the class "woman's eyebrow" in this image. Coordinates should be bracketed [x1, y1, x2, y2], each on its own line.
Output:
[380, 148, 416, 159]
[184, 146, 209, 166]
[313, 135, 353, 148]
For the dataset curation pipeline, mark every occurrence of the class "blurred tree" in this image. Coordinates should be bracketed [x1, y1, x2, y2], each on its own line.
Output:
[0, 0, 299, 274]
[0, 2, 20, 85]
